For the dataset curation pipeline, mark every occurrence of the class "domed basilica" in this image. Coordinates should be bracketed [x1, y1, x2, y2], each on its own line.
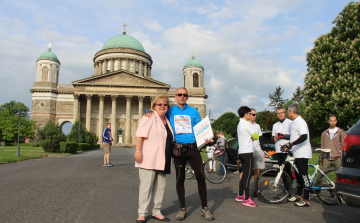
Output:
[30, 29, 208, 145]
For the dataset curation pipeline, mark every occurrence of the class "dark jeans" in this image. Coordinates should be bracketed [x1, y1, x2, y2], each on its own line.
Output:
[173, 144, 208, 208]
[219, 151, 226, 174]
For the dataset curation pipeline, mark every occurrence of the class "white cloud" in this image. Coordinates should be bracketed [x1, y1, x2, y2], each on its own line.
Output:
[143, 19, 163, 31]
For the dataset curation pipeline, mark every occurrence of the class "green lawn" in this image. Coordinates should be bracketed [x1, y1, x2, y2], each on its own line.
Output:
[0, 146, 66, 165]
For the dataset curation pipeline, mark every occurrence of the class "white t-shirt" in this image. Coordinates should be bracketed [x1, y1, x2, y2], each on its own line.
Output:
[290, 116, 312, 159]
[272, 118, 292, 153]
[237, 118, 256, 154]
[329, 127, 339, 140]
[252, 122, 263, 152]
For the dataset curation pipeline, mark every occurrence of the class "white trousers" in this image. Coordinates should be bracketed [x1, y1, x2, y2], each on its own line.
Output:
[206, 146, 216, 171]
[138, 168, 166, 217]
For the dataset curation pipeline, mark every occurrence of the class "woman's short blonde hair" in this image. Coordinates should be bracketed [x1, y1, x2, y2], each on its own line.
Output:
[151, 95, 170, 110]
[215, 130, 223, 136]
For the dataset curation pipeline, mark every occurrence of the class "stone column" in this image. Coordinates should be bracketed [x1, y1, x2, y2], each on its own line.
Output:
[144, 63, 148, 77]
[139, 61, 143, 76]
[111, 95, 118, 144]
[118, 58, 121, 70]
[94, 62, 98, 75]
[138, 96, 144, 117]
[125, 58, 128, 71]
[98, 95, 105, 143]
[86, 94, 92, 131]
[125, 95, 132, 144]
[148, 66, 152, 77]
[109, 59, 114, 72]
[103, 59, 107, 73]
[132, 59, 136, 73]
[99, 60, 103, 74]
[73, 94, 80, 121]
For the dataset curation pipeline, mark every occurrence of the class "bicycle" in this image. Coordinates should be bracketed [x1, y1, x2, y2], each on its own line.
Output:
[255, 148, 338, 205]
[184, 148, 227, 183]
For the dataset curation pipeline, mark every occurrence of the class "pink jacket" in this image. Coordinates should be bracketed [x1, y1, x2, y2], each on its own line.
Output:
[135, 111, 174, 172]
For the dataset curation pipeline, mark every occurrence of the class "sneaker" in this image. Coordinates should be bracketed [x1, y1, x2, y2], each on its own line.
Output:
[107, 163, 113, 167]
[200, 207, 214, 221]
[242, 197, 258, 207]
[176, 208, 187, 221]
[235, 194, 244, 202]
[294, 198, 310, 207]
[288, 195, 301, 202]
[103, 163, 108, 167]
[234, 171, 239, 173]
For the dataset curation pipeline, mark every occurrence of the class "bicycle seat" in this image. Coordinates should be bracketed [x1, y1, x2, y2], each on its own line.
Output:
[315, 148, 331, 153]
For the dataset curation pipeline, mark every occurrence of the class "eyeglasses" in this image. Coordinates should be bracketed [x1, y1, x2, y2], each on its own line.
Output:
[251, 114, 257, 116]
[176, 93, 188, 97]
[156, 103, 168, 107]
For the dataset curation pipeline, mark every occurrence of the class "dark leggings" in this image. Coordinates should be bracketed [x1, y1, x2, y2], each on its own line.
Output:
[294, 158, 310, 200]
[238, 152, 253, 200]
[277, 153, 293, 192]
[173, 145, 207, 208]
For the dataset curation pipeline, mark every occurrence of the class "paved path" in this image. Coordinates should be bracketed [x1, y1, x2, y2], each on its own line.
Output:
[1, 146, 359, 223]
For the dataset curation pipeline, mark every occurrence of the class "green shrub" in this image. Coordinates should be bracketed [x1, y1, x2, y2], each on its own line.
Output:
[67, 121, 97, 144]
[38, 120, 66, 153]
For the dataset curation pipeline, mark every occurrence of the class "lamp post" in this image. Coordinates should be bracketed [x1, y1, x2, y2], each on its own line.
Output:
[16, 105, 21, 156]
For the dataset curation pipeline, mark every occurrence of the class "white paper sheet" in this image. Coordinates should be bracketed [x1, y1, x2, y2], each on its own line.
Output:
[193, 116, 214, 148]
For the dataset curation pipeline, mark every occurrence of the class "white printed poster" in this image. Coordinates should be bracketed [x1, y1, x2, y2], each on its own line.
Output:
[174, 115, 192, 134]
[193, 116, 213, 148]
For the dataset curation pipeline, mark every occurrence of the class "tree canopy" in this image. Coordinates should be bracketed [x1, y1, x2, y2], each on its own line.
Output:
[0, 101, 36, 142]
[303, 2, 360, 131]
[268, 86, 286, 110]
[67, 120, 97, 144]
[211, 112, 239, 138]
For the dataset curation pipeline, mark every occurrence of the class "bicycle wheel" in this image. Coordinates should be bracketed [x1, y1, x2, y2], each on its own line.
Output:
[185, 163, 195, 179]
[255, 168, 291, 204]
[203, 159, 226, 183]
[315, 169, 338, 205]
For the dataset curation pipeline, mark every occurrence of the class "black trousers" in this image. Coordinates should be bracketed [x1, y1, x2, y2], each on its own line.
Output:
[277, 153, 293, 192]
[173, 144, 208, 208]
[294, 158, 310, 200]
[238, 152, 253, 200]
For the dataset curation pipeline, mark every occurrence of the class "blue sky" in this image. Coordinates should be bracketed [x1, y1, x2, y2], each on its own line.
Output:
[0, 0, 354, 130]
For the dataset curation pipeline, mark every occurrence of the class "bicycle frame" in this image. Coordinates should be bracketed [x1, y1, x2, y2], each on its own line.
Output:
[274, 153, 335, 190]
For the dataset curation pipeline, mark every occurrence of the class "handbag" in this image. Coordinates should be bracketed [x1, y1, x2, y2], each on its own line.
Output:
[172, 143, 182, 157]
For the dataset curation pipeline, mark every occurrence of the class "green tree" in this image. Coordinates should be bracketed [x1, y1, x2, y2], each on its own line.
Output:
[211, 112, 239, 138]
[37, 120, 66, 152]
[268, 86, 286, 110]
[291, 86, 304, 103]
[303, 2, 360, 131]
[67, 120, 96, 144]
[0, 101, 36, 142]
[256, 110, 278, 131]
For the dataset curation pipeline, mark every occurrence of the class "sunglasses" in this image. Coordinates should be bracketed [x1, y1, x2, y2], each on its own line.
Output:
[251, 114, 257, 116]
[176, 93, 188, 97]
[156, 103, 168, 107]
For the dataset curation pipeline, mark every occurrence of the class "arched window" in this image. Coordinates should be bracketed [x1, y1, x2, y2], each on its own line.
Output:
[193, 73, 199, 87]
[42, 66, 49, 82]
[38, 124, 44, 130]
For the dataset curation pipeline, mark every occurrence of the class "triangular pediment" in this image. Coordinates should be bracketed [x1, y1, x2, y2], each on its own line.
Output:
[72, 70, 170, 88]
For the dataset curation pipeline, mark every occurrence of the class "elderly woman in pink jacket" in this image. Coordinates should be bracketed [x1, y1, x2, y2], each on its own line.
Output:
[134, 95, 174, 223]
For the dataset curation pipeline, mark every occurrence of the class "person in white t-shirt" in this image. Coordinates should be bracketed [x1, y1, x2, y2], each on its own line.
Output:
[235, 106, 259, 208]
[249, 109, 264, 197]
[271, 107, 293, 199]
[281, 104, 312, 207]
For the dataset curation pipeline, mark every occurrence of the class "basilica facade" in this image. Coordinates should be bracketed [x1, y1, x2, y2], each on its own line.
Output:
[30, 30, 208, 145]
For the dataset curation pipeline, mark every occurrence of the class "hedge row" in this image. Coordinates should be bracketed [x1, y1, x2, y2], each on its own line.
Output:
[60, 142, 100, 153]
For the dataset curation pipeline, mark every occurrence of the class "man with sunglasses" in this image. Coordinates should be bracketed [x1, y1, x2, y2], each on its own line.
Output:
[168, 87, 214, 221]
[249, 108, 264, 197]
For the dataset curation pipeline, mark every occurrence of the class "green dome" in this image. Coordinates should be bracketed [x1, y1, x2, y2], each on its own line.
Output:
[184, 55, 203, 69]
[37, 48, 60, 63]
[102, 33, 145, 52]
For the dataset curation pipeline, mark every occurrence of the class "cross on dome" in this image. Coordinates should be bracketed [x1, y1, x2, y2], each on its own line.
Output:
[122, 23, 127, 34]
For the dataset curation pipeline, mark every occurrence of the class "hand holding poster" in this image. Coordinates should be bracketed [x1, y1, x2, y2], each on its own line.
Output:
[193, 116, 213, 148]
